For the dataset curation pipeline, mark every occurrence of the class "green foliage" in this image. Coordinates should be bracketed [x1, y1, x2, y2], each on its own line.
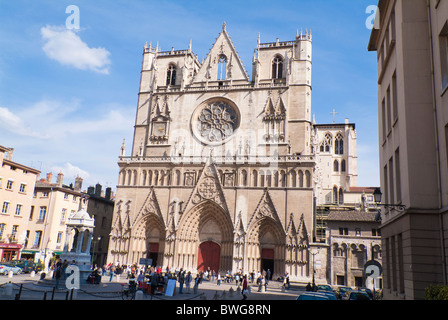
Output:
[425, 285, 448, 300]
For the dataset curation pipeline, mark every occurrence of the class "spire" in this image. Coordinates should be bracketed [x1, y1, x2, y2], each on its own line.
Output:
[188, 38, 192, 52]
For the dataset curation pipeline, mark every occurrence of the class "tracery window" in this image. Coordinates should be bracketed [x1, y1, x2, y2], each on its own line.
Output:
[217, 55, 227, 80]
[339, 188, 344, 204]
[334, 160, 339, 172]
[335, 133, 344, 155]
[320, 133, 332, 153]
[272, 56, 283, 79]
[166, 64, 176, 86]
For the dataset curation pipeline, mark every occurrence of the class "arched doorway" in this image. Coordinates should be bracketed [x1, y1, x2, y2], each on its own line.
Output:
[146, 242, 159, 267]
[261, 248, 274, 280]
[197, 241, 220, 273]
[176, 200, 234, 273]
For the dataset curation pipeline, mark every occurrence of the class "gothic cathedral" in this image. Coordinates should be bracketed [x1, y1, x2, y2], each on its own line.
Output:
[107, 24, 321, 281]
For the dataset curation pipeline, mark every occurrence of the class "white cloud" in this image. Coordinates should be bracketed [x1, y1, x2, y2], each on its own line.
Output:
[41, 25, 111, 74]
[0, 106, 50, 139]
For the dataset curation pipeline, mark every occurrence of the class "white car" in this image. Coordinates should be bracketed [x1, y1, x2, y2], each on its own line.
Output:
[0, 264, 22, 275]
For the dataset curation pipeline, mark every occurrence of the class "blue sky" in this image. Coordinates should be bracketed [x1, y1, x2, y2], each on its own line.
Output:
[0, 0, 379, 190]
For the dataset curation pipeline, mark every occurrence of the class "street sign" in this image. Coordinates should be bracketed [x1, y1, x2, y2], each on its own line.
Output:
[364, 259, 382, 279]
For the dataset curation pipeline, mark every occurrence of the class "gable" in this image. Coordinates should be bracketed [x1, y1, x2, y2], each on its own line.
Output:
[193, 23, 249, 83]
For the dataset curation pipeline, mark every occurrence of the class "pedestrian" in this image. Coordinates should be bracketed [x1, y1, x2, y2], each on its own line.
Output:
[283, 272, 290, 290]
[62, 259, 68, 280]
[109, 264, 116, 282]
[179, 269, 185, 294]
[137, 270, 145, 289]
[54, 265, 61, 289]
[185, 271, 192, 293]
[151, 272, 159, 295]
[242, 275, 248, 300]
[306, 282, 312, 291]
[193, 274, 200, 294]
[217, 273, 221, 286]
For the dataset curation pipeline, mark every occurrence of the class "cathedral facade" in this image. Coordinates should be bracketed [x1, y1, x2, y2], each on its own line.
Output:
[107, 24, 318, 281]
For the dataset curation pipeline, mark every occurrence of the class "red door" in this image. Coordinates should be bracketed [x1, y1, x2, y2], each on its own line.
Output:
[197, 241, 220, 273]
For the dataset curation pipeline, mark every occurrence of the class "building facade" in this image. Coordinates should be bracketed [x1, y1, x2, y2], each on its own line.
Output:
[369, 0, 448, 300]
[0, 146, 40, 262]
[326, 210, 382, 289]
[86, 183, 114, 267]
[312, 119, 358, 206]
[26, 173, 87, 267]
[107, 25, 317, 281]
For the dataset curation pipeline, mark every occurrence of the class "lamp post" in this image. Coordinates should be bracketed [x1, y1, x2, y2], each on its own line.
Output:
[309, 247, 320, 288]
[373, 188, 405, 211]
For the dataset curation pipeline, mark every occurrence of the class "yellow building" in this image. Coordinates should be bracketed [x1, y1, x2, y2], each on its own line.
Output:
[0, 145, 40, 261]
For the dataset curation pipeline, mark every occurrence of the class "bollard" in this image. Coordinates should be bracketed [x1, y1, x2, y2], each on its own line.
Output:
[8, 270, 13, 278]
[135, 290, 144, 300]
[30, 271, 35, 278]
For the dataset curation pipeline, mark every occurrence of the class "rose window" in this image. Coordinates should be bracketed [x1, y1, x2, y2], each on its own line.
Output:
[195, 101, 239, 144]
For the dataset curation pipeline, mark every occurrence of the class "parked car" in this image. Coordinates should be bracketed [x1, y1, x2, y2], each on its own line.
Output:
[9, 260, 35, 273]
[317, 290, 338, 300]
[335, 286, 352, 299]
[357, 287, 374, 300]
[297, 292, 330, 300]
[0, 263, 22, 275]
[32, 262, 44, 273]
[317, 284, 334, 292]
[342, 290, 372, 300]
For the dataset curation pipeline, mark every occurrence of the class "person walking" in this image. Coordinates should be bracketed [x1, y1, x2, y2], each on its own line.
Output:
[242, 275, 248, 300]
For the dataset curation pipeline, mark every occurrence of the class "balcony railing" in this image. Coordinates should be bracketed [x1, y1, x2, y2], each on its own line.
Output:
[118, 154, 315, 164]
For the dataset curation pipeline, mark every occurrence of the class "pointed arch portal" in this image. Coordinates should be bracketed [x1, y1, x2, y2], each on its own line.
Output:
[198, 241, 221, 273]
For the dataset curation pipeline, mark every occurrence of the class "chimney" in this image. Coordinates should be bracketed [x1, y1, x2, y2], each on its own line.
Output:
[105, 187, 112, 200]
[46, 172, 53, 183]
[5, 148, 14, 161]
[87, 186, 95, 194]
[74, 176, 83, 191]
[57, 171, 64, 186]
[95, 183, 102, 196]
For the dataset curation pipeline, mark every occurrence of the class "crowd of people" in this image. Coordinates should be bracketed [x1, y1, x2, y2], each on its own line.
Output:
[49, 259, 291, 297]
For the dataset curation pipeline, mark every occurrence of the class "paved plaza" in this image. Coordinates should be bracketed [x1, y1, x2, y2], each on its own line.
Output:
[0, 272, 302, 301]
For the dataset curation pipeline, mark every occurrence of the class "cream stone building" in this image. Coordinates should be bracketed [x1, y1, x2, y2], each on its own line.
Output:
[312, 119, 358, 206]
[369, 0, 448, 300]
[108, 25, 317, 281]
[26, 173, 87, 267]
[0, 146, 40, 261]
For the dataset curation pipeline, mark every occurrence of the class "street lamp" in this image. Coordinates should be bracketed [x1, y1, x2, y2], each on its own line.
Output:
[309, 247, 320, 288]
[373, 188, 405, 211]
